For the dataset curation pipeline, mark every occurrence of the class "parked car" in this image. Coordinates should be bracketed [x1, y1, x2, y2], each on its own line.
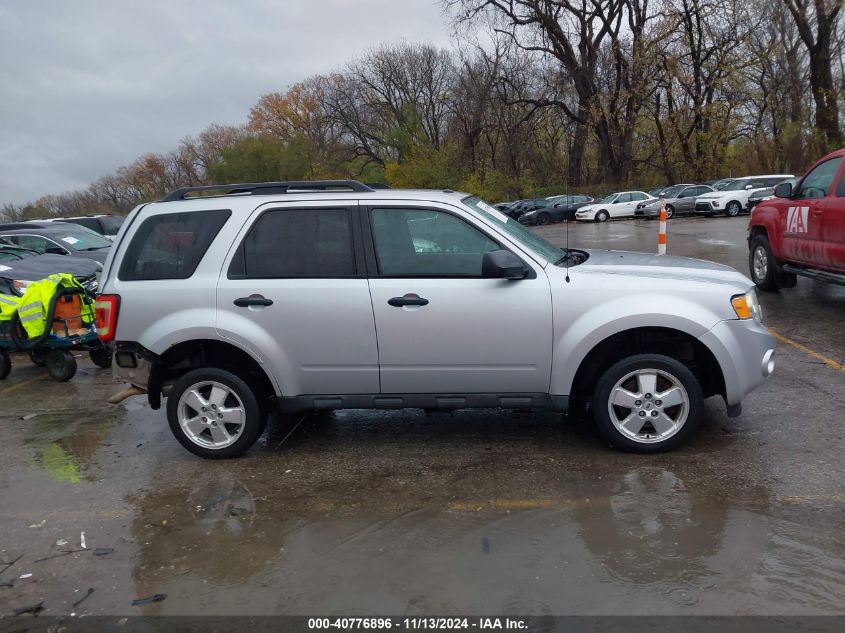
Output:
[746, 178, 799, 213]
[53, 215, 125, 240]
[505, 199, 548, 220]
[635, 184, 715, 219]
[521, 195, 595, 224]
[0, 225, 111, 264]
[98, 179, 774, 458]
[0, 242, 39, 263]
[0, 252, 101, 297]
[694, 175, 793, 217]
[648, 184, 695, 199]
[748, 150, 845, 290]
[575, 191, 655, 222]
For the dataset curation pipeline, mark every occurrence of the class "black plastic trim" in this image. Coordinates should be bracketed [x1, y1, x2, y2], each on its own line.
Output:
[782, 264, 845, 287]
[278, 393, 569, 414]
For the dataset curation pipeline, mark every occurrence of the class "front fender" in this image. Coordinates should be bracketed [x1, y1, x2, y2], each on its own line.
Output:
[551, 294, 725, 396]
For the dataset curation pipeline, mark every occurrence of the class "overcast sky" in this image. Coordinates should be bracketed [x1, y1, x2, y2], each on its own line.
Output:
[0, 0, 454, 205]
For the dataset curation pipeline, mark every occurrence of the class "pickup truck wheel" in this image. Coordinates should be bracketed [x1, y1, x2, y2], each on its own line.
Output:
[595, 210, 610, 222]
[749, 235, 780, 291]
[726, 201, 742, 217]
[593, 354, 704, 453]
[167, 368, 265, 459]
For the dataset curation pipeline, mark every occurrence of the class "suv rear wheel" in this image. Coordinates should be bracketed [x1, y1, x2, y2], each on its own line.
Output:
[592, 354, 704, 453]
[167, 367, 266, 459]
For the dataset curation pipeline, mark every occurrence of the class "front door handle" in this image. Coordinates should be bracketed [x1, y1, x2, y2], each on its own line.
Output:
[234, 294, 273, 307]
[388, 294, 429, 307]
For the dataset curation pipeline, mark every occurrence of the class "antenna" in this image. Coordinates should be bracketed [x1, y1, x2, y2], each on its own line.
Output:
[564, 127, 571, 283]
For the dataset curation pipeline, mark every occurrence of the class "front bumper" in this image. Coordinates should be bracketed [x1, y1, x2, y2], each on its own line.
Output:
[698, 318, 776, 407]
[694, 201, 719, 214]
[635, 207, 660, 218]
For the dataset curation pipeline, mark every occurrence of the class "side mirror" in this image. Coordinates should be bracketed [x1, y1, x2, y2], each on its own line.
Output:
[774, 182, 793, 198]
[45, 247, 67, 255]
[745, 184, 754, 190]
[482, 250, 528, 280]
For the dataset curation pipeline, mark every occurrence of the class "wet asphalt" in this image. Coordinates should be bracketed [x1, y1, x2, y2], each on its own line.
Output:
[0, 215, 844, 617]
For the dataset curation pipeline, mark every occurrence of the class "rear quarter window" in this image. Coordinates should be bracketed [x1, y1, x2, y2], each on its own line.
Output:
[118, 209, 230, 281]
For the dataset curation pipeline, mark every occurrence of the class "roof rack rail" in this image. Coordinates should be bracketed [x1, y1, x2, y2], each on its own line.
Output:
[161, 180, 374, 202]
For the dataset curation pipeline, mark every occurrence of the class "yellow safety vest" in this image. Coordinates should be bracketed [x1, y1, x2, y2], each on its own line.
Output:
[0, 293, 20, 322]
[16, 273, 94, 338]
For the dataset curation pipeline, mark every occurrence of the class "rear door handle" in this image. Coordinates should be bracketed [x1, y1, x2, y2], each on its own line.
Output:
[234, 294, 273, 307]
[388, 294, 429, 307]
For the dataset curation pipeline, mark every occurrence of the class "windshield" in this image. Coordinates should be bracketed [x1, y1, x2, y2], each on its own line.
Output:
[54, 228, 112, 250]
[598, 193, 619, 204]
[660, 186, 684, 198]
[723, 179, 752, 191]
[463, 196, 564, 263]
[714, 179, 736, 191]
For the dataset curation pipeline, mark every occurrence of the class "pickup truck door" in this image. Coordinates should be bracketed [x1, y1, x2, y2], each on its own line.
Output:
[782, 157, 842, 266]
[215, 201, 380, 397]
[823, 165, 845, 272]
[364, 202, 553, 395]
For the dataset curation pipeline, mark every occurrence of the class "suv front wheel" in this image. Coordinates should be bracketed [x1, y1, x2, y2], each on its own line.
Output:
[592, 354, 704, 453]
[167, 367, 266, 459]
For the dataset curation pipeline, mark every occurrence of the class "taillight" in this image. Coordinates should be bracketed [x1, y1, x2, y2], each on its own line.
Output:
[94, 294, 120, 341]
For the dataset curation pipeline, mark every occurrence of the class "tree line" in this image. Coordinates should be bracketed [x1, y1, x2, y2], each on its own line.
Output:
[3, 0, 843, 221]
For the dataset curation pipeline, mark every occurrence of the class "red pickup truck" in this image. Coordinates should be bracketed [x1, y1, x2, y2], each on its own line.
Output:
[748, 148, 845, 290]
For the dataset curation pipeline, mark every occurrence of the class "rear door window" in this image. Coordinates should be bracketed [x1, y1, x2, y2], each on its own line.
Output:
[61, 218, 101, 233]
[228, 208, 355, 279]
[119, 210, 230, 281]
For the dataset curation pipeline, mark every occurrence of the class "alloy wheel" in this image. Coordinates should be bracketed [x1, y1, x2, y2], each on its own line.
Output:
[607, 368, 689, 444]
[178, 381, 246, 449]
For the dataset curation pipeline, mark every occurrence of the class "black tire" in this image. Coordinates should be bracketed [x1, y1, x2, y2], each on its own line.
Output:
[725, 201, 742, 217]
[664, 205, 674, 219]
[29, 348, 48, 367]
[592, 354, 704, 453]
[167, 367, 266, 459]
[46, 350, 77, 382]
[749, 234, 796, 291]
[0, 350, 10, 380]
[595, 210, 610, 222]
[89, 345, 113, 369]
[537, 212, 551, 226]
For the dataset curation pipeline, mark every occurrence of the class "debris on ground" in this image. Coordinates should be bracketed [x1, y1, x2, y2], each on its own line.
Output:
[72, 587, 94, 609]
[13, 601, 44, 616]
[80, 531, 87, 549]
[20, 413, 38, 421]
[0, 554, 22, 578]
[55, 538, 68, 547]
[132, 593, 166, 606]
[34, 549, 86, 563]
[19, 573, 32, 579]
[28, 520, 46, 528]
[93, 547, 114, 557]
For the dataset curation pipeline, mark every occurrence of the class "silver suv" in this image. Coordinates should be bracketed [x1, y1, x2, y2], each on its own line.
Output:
[96, 180, 775, 458]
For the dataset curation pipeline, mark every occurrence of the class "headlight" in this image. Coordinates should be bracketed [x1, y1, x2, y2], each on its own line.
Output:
[12, 279, 32, 296]
[712, 200, 720, 207]
[731, 289, 763, 321]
